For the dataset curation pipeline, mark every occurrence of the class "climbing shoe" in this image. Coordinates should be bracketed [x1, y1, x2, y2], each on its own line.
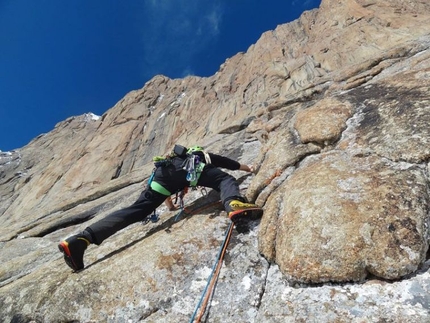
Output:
[58, 234, 91, 271]
[228, 200, 263, 231]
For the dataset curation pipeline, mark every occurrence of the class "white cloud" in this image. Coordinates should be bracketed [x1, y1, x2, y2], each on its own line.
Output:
[293, 0, 320, 9]
[303, 0, 316, 8]
[205, 7, 222, 36]
[138, 0, 223, 78]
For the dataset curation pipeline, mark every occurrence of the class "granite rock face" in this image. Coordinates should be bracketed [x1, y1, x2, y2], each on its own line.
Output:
[1, 0, 430, 322]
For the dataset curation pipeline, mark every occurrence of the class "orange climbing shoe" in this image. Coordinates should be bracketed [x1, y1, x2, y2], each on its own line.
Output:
[58, 235, 90, 271]
[228, 200, 263, 231]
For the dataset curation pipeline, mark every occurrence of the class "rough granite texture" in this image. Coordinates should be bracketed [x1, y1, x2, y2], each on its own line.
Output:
[1, 0, 430, 322]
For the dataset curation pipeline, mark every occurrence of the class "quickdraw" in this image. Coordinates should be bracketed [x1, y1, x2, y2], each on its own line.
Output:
[183, 154, 206, 188]
[142, 211, 159, 225]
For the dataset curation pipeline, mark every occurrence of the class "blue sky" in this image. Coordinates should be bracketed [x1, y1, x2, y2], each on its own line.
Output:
[0, 0, 321, 151]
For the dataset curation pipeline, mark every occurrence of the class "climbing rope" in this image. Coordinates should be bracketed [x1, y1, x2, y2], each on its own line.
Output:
[189, 221, 234, 323]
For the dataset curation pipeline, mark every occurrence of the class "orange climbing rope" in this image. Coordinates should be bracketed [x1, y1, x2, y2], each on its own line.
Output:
[190, 222, 235, 323]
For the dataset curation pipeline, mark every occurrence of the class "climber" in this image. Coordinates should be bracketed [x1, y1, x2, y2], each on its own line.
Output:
[58, 144, 263, 271]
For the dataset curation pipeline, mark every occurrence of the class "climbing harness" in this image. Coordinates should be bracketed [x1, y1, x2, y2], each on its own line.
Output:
[142, 156, 172, 225]
[189, 222, 234, 323]
[148, 156, 173, 196]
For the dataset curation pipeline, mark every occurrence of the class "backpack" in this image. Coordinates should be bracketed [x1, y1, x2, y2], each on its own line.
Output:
[149, 144, 211, 189]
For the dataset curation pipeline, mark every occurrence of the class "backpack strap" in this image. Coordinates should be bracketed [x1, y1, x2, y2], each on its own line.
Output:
[203, 151, 211, 164]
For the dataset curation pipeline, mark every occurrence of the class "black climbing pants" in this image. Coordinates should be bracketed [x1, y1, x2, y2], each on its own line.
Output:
[86, 164, 242, 245]
[86, 188, 166, 245]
